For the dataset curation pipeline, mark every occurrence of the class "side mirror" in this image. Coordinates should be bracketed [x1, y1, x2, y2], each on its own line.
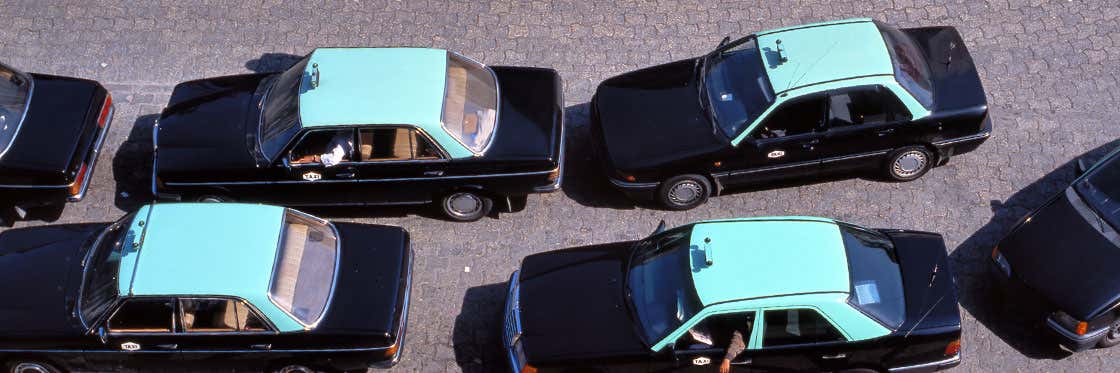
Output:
[1076, 157, 1093, 176]
[654, 220, 667, 235]
[718, 36, 731, 48]
[97, 326, 108, 344]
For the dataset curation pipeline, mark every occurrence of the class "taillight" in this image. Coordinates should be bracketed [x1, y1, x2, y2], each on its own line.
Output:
[1076, 321, 1089, 335]
[69, 163, 89, 196]
[991, 246, 1011, 277]
[522, 364, 538, 373]
[382, 342, 399, 358]
[546, 167, 560, 182]
[97, 94, 113, 128]
[624, 175, 636, 182]
[944, 338, 961, 356]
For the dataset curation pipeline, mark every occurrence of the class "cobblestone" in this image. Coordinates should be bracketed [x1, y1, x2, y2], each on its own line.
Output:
[2, 0, 1120, 371]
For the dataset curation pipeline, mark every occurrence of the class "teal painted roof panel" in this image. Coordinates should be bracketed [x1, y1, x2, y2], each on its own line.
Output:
[688, 219, 850, 306]
[756, 19, 893, 94]
[119, 203, 304, 332]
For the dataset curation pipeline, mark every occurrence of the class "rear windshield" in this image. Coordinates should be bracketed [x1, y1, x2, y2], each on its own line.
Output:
[877, 22, 934, 110]
[0, 62, 31, 158]
[841, 225, 906, 329]
[442, 53, 498, 154]
[269, 209, 338, 326]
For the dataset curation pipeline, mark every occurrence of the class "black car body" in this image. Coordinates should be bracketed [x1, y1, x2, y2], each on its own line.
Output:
[153, 48, 563, 221]
[0, 62, 114, 212]
[502, 218, 962, 372]
[990, 148, 1120, 351]
[590, 19, 990, 210]
[0, 204, 412, 372]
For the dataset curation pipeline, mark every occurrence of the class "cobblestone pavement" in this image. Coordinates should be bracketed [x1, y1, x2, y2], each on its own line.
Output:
[2, 0, 1120, 372]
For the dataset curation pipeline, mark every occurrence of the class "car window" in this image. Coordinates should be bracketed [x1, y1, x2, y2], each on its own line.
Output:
[828, 86, 910, 127]
[357, 128, 443, 162]
[0, 62, 31, 158]
[270, 209, 339, 326]
[752, 96, 826, 140]
[108, 298, 175, 333]
[762, 308, 845, 347]
[180, 298, 269, 333]
[290, 129, 354, 166]
[443, 53, 498, 154]
[675, 312, 756, 358]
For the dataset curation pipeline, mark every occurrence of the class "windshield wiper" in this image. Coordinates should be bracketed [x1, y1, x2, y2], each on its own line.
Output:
[695, 57, 723, 138]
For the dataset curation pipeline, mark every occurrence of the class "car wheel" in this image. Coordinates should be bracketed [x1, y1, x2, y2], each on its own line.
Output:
[657, 175, 710, 210]
[7, 361, 60, 373]
[274, 365, 315, 373]
[441, 191, 493, 222]
[1098, 319, 1120, 348]
[885, 146, 933, 181]
[194, 194, 233, 203]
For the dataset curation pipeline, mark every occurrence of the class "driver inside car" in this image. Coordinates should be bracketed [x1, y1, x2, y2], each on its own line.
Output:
[720, 315, 753, 373]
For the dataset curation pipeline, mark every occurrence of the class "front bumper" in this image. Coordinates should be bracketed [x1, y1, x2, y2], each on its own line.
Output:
[67, 104, 115, 202]
[607, 177, 659, 201]
[1047, 317, 1107, 352]
[503, 270, 526, 373]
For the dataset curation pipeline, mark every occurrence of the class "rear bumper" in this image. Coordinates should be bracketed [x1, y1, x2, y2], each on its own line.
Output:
[888, 354, 961, 372]
[607, 177, 659, 200]
[67, 103, 115, 202]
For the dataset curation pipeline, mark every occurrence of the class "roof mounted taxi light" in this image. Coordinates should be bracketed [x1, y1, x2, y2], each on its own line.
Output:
[775, 39, 788, 63]
[702, 237, 714, 267]
[310, 63, 321, 88]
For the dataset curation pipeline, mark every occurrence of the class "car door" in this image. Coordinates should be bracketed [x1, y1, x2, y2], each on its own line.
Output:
[87, 297, 183, 371]
[351, 126, 449, 204]
[748, 308, 853, 372]
[727, 95, 828, 186]
[817, 86, 913, 173]
[649, 311, 757, 373]
[279, 128, 363, 205]
[174, 297, 277, 370]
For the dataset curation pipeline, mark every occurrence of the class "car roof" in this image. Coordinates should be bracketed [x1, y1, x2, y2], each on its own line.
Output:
[116, 203, 304, 332]
[688, 217, 851, 306]
[756, 18, 894, 95]
[297, 47, 474, 159]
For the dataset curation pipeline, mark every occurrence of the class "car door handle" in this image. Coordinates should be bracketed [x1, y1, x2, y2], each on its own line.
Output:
[821, 353, 847, 360]
[423, 170, 444, 176]
[876, 128, 896, 136]
[800, 140, 819, 150]
[731, 358, 752, 365]
[250, 344, 272, 350]
[155, 344, 178, 350]
[335, 172, 357, 178]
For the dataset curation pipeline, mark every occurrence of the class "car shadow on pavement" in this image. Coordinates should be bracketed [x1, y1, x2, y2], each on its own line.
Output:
[453, 282, 511, 373]
[112, 114, 158, 212]
[950, 139, 1120, 360]
[560, 103, 642, 210]
[244, 52, 304, 73]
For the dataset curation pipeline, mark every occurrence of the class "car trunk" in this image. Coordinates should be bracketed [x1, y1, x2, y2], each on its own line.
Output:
[473, 66, 564, 171]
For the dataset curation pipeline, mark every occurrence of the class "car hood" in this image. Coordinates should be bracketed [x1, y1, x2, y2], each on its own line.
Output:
[0, 223, 106, 336]
[156, 74, 270, 179]
[518, 242, 649, 364]
[592, 58, 726, 172]
[311, 223, 410, 345]
[999, 187, 1120, 320]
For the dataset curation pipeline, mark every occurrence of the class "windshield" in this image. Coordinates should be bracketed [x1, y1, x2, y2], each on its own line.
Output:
[626, 229, 703, 344]
[260, 56, 310, 160]
[0, 63, 32, 158]
[703, 38, 775, 139]
[841, 225, 906, 329]
[79, 213, 135, 327]
[442, 53, 498, 154]
[877, 22, 934, 109]
[269, 209, 339, 326]
[1075, 153, 1120, 230]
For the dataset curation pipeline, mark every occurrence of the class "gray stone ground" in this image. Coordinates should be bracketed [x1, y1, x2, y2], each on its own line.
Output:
[1, 0, 1119, 372]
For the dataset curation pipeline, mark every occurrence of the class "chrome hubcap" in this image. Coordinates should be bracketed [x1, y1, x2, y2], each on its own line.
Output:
[13, 363, 50, 373]
[446, 192, 482, 217]
[893, 151, 928, 177]
[668, 180, 703, 205]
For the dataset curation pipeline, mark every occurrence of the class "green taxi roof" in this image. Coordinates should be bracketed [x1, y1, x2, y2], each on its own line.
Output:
[756, 18, 893, 95]
[117, 203, 305, 332]
[298, 47, 474, 159]
[688, 217, 850, 306]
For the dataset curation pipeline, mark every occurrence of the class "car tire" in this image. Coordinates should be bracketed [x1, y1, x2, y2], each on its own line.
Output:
[1098, 319, 1120, 348]
[440, 191, 493, 222]
[194, 194, 234, 203]
[657, 174, 711, 211]
[884, 146, 934, 181]
[274, 365, 315, 373]
[6, 361, 60, 373]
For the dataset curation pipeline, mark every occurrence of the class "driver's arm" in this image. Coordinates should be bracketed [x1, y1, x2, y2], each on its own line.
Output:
[723, 329, 746, 361]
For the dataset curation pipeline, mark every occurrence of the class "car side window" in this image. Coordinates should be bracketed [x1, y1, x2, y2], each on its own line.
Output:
[762, 308, 845, 347]
[358, 128, 443, 162]
[290, 129, 354, 165]
[828, 86, 910, 127]
[108, 298, 175, 333]
[180, 298, 270, 333]
[675, 312, 756, 360]
[752, 96, 826, 140]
